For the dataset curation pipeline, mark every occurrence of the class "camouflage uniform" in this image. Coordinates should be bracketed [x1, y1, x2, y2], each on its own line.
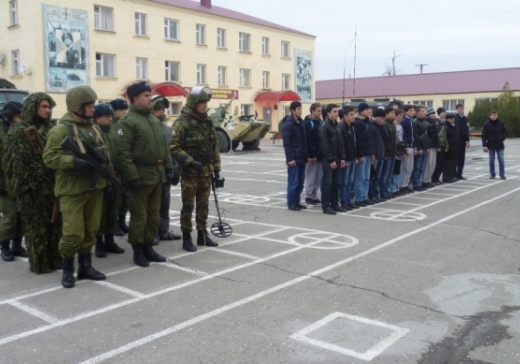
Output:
[2, 93, 62, 273]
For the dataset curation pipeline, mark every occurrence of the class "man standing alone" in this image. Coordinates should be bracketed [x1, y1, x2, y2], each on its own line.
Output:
[302, 103, 323, 205]
[482, 110, 507, 179]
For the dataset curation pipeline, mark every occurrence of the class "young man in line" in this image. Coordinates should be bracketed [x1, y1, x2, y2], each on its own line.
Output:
[422, 108, 440, 187]
[455, 103, 470, 180]
[368, 108, 388, 203]
[411, 106, 428, 191]
[353, 103, 375, 207]
[380, 106, 397, 199]
[399, 105, 416, 194]
[282, 101, 308, 211]
[319, 104, 347, 215]
[338, 106, 358, 211]
[390, 109, 405, 195]
[302, 103, 324, 205]
[482, 110, 507, 180]
[431, 107, 447, 184]
[443, 113, 460, 183]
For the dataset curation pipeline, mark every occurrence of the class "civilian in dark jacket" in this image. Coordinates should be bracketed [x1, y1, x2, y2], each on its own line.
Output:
[400, 105, 416, 192]
[353, 102, 375, 206]
[369, 108, 388, 202]
[443, 113, 460, 183]
[282, 101, 308, 211]
[422, 108, 440, 186]
[338, 106, 357, 209]
[455, 104, 470, 179]
[432, 107, 446, 184]
[380, 106, 397, 198]
[302, 103, 324, 204]
[411, 106, 428, 190]
[482, 110, 507, 179]
[319, 104, 347, 214]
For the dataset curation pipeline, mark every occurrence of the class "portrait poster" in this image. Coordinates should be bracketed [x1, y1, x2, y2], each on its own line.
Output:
[294, 49, 313, 102]
[42, 4, 90, 93]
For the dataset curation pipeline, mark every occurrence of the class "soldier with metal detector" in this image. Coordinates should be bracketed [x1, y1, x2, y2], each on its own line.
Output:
[171, 86, 223, 252]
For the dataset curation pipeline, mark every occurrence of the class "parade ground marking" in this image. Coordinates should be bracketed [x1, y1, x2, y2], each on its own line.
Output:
[290, 312, 409, 361]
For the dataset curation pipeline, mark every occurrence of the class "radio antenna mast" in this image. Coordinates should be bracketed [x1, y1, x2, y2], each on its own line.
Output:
[353, 24, 358, 98]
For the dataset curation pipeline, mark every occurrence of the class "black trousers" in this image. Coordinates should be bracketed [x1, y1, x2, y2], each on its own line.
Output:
[444, 149, 459, 182]
[432, 147, 445, 182]
[456, 141, 467, 177]
[321, 161, 342, 209]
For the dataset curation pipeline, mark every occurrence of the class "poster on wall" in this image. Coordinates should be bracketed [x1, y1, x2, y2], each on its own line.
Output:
[294, 49, 313, 102]
[42, 4, 89, 93]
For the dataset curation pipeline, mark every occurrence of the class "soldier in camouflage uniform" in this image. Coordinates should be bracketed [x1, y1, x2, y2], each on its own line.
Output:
[92, 103, 125, 258]
[171, 87, 221, 252]
[109, 98, 130, 236]
[116, 82, 173, 267]
[0, 102, 27, 262]
[2, 93, 62, 273]
[150, 95, 181, 245]
[43, 86, 107, 288]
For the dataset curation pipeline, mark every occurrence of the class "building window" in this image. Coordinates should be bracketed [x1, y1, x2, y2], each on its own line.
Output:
[283, 106, 291, 116]
[475, 97, 498, 105]
[282, 73, 291, 90]
[96, 53, 115, 77]
[217, 28, 226, 48]
[262, 71, 270, 89]
[11, 50, 19, 75]
[197, 64, 206, 84]
[196, 24, 206, 45]
[442, 99, 465, 113]
[9, 0, 18, 26]
[94, 5, 113, 31]
[165, 61, 179, 82]
[164, 18, 179, 40]
[281, 41, 290, 58]
[241, 104, 253, 115]
[262, 37, 270, 55]
[169, 102, 182, 115]
[240, 68, 251, 87]
[218, 66, 227, 86]
[136, 57, 147, 79]
[135, 13, 146, 36]
[412, 100, 433, 108]
[239, 32, 250, 52]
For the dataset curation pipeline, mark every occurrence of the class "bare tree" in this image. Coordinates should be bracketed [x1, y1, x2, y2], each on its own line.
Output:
[383, 51, 401, 76]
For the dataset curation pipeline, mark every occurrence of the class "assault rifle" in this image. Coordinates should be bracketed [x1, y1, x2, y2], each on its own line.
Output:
[59, 136, 134, 202]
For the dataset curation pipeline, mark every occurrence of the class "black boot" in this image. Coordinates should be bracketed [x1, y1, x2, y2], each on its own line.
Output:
[95, 236, 106, 258]
[11, 236, 28, 257]
[159, 231, 182, 240]
[131, 243, 149, 267]
[77, 253, 106, 281]
[104, 234, 124, 254]
[182, 231, 197, 252]
[152, 236, 160, 246]
[118, 214, 129, 234]
[61, 258, 75, 288]
[197, 230, 218, 247]
[1, 241, 14, 262]
[115, 224, 125, 237]
[143, 242, 166, 262]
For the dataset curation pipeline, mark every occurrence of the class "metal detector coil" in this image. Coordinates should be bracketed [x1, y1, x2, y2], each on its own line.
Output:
[210, 176, 232, 238]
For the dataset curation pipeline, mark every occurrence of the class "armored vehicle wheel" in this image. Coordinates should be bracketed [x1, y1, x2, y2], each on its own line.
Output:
[242, 139, 260, 151]
[216, 129, 230, 153]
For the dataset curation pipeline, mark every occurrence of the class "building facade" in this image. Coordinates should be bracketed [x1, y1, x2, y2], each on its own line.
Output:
[0, 0, 315, 130]
[316, 68, 520, 113]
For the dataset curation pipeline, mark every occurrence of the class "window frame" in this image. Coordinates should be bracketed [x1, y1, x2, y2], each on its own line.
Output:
[239, 32, 250, 52]
[262, 71, 270, 89]
[165, 60, 180, 82]
[281, 41, 290, 58]
[136, 57, 148, 80]
[95, 53, 116, 77]
[196, 24, 206, 45]
[217, 28, 226, 48]
[9, 0, 18, 26]
[240, 68, 251, 87]
[164, 18, 179, 41]
[135, 12, 147, 36]
[282, 73, 291, 90]
[11, 50, 19, 76]
[411, 100, 433, 108]
[197, 63, 207, 84]
[262, 37, 270, 55]
[217, 66, 227, 86]
[442, 99, 465, 113]
[241, 104, 253, 116]
[94, 5, 114, 31]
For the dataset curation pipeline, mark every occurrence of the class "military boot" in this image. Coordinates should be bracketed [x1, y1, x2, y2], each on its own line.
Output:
[61, 258, 75, 289]
[104, 234, 124, 254]
[95, 236, 106, 258]
[197, 230, 218, 247]
[1, 241, 14, 262]
[77, 253, 106, 281]
[131, 244, 149, 267]
[143, 242, 167, 262]
[10, 236, 28, 257]
[118, 214, 129, 234]
[182, 231, 197, 252]
[115, 224, 125, 237]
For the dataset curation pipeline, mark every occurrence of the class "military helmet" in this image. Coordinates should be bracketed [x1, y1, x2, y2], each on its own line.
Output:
[1, 101, 23, 122]
[151, 95, 169, 110]
[93, 103, 114, 119]
[66, 85, 98, 114]
[186, 86, 212, 109]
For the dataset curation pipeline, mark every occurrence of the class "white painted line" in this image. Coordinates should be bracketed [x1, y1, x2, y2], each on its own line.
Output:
[160, 262, 208, 277]
[93, 281, 145, 299]
[210, 248, 259, 260]
[436, 187, 471, 192]
[290, 312, 409, 361]
[405, 196, 442, 201]
[420, 192, 455, 197]
[384, 202, 423, 206]
[8, 301, 59, 324]
[78, 186, 520, 364]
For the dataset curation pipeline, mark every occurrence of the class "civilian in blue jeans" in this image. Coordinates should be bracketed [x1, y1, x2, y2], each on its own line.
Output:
[411, 106, 428, 190]
[380, 107, 397, 198]
[282, 101, 309, 211]
[353, 103, 375, 207]
[368, 108, 388, 202]
[338, 106, 358, 210]
[482, 110, 507, 180]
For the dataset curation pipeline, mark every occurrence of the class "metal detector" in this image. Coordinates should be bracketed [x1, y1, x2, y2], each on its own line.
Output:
[210, 177, 232, 238]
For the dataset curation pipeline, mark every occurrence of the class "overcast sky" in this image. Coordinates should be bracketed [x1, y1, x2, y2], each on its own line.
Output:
[215, 0, 520, 81]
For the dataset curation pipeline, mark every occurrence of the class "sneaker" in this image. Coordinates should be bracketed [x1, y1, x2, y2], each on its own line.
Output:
[305, 198, 316, 205]
[323, 207, 337, 215]
[288, 205, 301, 211]
[458, 176, 467, 180]
[364, 199, 375, 205]
[500, 175, 507, 180]
[332, 205, 347, 212]
[341, 204, 353, 211]
[354, 201, 366, 207]
[414, 186, 426, 191]
[490, 175, 496, 179]
[349, 203, 360, 209]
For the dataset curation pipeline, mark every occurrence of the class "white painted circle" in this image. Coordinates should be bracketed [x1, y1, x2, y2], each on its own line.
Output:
[370, 210, 426, 221]
[223, 195, 270, 204]
[288, 232, 358, 250]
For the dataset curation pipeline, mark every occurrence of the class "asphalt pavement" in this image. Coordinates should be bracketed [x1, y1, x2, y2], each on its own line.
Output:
[1, 138, 520, 364]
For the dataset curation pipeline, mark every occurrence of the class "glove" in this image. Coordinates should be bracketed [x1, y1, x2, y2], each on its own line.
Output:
[105, 185, 114, 203]
[213, 170, 220, 180]
[73, 158, 92, 173]
[189, 161, 203, 174]
[130, 178, 142, 189]
[165, 169, 174, 185]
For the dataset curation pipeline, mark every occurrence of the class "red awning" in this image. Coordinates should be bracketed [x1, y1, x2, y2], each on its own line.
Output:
[150, 82, 187, 97]
[254, 90, 301, 103]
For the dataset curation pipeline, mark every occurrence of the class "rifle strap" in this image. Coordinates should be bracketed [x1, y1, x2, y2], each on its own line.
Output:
[71, 123, 86, 154]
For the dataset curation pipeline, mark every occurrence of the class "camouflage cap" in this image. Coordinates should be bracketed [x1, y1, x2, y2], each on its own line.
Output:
[66, 85, 98, 114]
[186, 86, 212, 109]
[151, 95, 169, 110]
